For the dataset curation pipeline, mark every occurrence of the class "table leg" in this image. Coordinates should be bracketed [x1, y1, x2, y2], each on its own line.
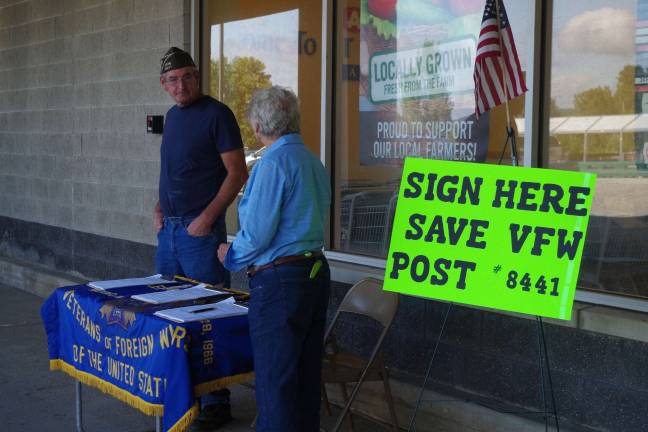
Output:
[76, 380, 86, 432]
[76, 379, 163, 432]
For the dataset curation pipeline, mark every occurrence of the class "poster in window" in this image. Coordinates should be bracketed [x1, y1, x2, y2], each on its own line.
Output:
[636, 1, 648, 170]
[359, 0, 489, 166]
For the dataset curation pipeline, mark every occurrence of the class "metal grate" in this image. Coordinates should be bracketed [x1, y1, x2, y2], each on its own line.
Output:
[340, 190, 398, 256]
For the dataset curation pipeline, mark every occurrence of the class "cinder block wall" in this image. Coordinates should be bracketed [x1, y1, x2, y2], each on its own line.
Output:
[0, 0, 189, 277]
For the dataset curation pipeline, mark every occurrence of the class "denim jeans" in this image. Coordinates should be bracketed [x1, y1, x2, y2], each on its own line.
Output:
[248, 258, 331, 432]
[156, 216, 230, 407]
[155, 216, 229, 287]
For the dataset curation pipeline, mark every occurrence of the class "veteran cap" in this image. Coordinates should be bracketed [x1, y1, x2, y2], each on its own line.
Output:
[160, 47, 196, 75]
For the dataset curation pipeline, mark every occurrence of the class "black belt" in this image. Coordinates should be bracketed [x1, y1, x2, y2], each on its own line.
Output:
[246, 251, 323, 277]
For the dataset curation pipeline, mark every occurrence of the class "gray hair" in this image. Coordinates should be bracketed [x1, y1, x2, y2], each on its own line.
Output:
[247, 86, 300, 138]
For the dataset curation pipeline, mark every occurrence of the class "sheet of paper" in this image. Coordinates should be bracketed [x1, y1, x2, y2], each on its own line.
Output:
[154, 297, 248, 323]
[131, 284, 225, 304]
[88, 274, 175, 290]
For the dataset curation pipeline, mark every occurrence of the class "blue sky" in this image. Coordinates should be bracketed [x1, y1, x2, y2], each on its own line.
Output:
[503, 0, 638, 109]
[210, 9, 299, 92]
[207, 1, 640, 110]
[550, 0, 637, 108]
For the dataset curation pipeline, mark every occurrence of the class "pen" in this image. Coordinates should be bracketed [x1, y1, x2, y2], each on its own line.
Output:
[191, 307, 217, 314]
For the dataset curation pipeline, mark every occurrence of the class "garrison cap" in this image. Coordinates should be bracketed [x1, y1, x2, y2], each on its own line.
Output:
[160, 47, 196, 75]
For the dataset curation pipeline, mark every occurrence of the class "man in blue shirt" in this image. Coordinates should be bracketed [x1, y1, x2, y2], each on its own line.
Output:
[155, 47, 248, 430]
[218, 86, 331, 432]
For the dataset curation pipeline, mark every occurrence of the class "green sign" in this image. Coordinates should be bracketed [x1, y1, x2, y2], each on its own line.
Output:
[384, 158, 597, 320]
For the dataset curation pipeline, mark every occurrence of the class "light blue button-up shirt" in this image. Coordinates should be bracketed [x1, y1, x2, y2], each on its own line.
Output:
[223, 133, 330, 271]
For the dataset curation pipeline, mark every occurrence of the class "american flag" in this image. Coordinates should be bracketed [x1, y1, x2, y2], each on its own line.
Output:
[473, 0, 527, 118]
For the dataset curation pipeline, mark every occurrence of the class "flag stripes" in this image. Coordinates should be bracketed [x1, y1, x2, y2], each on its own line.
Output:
[473, 0, 527, 118]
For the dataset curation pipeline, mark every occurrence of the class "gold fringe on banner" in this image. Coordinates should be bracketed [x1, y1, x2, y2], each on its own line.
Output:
[167, 402, 199, 432]
[51, 360, 252, 432]
[50, 359, 164, 416]
[193, 372, 255, 396]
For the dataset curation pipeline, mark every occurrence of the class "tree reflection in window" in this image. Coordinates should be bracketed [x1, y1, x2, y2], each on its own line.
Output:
[210, 56, 272, 152]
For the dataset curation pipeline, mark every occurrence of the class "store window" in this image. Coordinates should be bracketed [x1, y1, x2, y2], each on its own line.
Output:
[550, 0, 648, 298]
[203, 0, 322, 233]
[333, 0, 532, 257]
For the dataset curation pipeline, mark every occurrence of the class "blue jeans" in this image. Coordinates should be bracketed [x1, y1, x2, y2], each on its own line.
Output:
[155, 216, 229, 287]
[248, 258, 331, 432]
[156, 216, 230, 407]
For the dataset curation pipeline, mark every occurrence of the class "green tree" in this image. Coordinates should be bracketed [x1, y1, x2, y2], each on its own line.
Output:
[210, 56, 272, 150]
[549, 97, 562, 117]
[574, 86, 616, 115]
[614, 64, 635, 114]
[571, 65, 635, 115]
[566, 65, 638, 161]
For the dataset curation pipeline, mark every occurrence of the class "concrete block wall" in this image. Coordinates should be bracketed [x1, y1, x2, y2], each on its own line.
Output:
[0, 0, 187, 253]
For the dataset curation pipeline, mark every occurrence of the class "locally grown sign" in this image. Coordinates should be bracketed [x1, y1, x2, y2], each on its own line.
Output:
[384, 158, 597, 320]
[369, 37, 475, 103]
[360, 0, 489, 166]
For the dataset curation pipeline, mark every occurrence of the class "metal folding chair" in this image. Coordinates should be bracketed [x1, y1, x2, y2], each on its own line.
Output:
[321, 278, 400, 431]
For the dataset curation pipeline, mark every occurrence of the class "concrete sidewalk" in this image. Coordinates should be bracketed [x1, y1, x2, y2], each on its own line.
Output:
[0, 285, 380, 432]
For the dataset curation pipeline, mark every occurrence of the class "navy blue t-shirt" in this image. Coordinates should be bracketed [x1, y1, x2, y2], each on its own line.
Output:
[159, 95, 243, 218]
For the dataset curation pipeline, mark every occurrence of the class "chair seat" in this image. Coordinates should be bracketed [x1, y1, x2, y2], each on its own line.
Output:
[322, 352, 387, 383]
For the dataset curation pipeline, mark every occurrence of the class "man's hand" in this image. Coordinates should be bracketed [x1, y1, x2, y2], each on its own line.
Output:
[218, 243, 231, 263]
[192, 149, 248, 236]
[153, 203, 163, 233]
[187, 214, 212, 237]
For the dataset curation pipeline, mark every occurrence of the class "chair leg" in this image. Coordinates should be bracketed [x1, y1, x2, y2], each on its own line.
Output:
[339, 383, 355, 432]
[250, 413, 257, 429]
[381, 370, 399, 432]
[322, 382, 332, 416]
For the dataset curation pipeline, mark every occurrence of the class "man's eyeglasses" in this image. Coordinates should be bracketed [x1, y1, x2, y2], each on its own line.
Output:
[164, 73, 195, 87]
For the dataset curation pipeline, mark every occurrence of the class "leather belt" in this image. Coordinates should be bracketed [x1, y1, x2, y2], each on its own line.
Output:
[246, 251, 323, 278]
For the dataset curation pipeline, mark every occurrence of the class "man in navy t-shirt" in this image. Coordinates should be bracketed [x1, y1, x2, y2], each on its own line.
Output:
[155, 47, 248, 430]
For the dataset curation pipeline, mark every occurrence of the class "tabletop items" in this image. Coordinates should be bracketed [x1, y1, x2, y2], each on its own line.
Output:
[88, 274, 176, 290]
[89, 277, 248, 322]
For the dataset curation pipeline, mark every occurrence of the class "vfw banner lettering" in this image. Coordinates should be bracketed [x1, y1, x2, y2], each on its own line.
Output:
[384, 159, 597, 320]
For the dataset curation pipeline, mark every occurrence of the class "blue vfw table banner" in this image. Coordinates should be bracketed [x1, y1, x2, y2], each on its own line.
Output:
[41, 281, 254, 432]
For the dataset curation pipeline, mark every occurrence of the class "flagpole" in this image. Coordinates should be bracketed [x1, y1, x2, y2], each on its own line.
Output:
[494, 0, 511, 127]
[494, 0, 518, 166]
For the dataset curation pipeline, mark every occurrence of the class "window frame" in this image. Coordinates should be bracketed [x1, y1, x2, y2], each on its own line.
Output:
[197, 0, 648, 313]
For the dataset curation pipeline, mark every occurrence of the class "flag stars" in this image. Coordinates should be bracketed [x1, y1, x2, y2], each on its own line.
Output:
[484, 0, 509, 26]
